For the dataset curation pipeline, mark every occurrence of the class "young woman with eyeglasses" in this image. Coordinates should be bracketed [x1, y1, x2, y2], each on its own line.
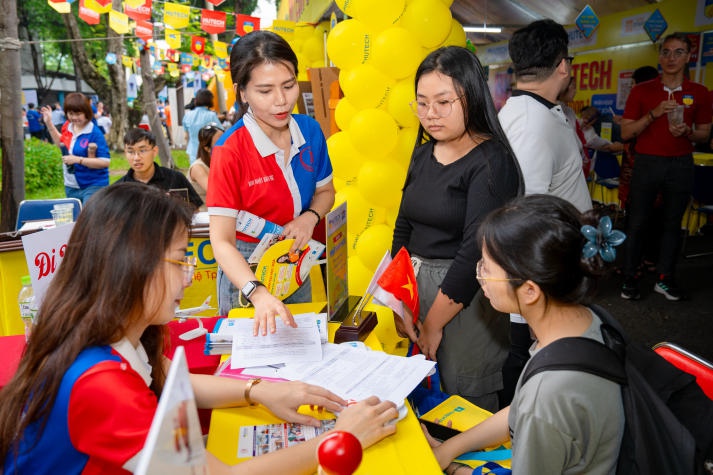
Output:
[391, 46, 523, 412]
[0, 183, 397, 474]
[207, 31, 335, 332]
[188, 122, 224, 207]
[427, 194, 625, 475]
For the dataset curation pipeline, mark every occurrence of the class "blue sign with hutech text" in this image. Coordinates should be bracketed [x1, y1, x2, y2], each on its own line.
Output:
[576, 5, 600, 39]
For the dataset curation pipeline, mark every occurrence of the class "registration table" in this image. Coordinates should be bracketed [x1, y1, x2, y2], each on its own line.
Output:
[206, 302, 442, 474]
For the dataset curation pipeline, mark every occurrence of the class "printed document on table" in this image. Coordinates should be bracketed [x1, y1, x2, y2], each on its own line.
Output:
[230, 314, 322, 368]
[277, 343, 436, 405]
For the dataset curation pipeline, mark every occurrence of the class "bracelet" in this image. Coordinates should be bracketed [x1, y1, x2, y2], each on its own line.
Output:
[301, 207, 321, 223]
[648, 110, 656, 121]
[244, 378, 262, 406]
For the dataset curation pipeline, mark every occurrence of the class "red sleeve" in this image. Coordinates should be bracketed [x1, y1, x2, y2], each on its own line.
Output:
[68, 361, 158, 473]
[206, 139, 243, 211]
[622, 83, 644, 121]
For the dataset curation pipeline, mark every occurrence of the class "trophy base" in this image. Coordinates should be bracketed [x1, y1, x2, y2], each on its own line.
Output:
[333, 310, 378, 344]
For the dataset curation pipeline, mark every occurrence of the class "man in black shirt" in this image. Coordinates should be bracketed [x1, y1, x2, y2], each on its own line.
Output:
[115, 128, 203, 209]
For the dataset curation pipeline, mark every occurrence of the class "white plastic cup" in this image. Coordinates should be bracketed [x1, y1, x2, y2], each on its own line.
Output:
[667, 105, 684, 127]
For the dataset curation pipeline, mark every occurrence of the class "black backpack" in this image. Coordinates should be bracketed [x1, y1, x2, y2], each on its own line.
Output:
[521, 304, 713, 475]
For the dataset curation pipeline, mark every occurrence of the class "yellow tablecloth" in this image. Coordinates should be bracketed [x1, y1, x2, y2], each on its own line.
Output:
[207, 302, 442, 474]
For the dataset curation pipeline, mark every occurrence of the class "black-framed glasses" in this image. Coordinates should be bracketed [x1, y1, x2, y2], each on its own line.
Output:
[476, 259, 522, 286]
[660, 48, 688, 59]
[164, 256, 197, 286]
[409, 96, 464, 119]
[125, 147, 153, 157]
[564, 56, 575, 64]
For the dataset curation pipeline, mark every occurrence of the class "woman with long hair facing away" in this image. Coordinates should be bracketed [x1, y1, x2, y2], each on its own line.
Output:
[391, 46, 523, 412]
[188, 122, 224, 207]
[207, 30, 335, 332]
[428, 194, 625, 475]
[0, 183, 397, 475]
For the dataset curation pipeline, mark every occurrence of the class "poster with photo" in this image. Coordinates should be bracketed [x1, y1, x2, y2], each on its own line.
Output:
[237, 419, 336, 458]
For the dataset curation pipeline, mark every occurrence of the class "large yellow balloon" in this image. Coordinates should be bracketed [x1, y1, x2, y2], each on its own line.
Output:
[335, 0, 356, 16]
[390, 126, 418, 169]
[348, 108, 399, 157]
[370, 27, 423, 80]
[338, 185, 386, 236]
[442, 18, 467, 48]
[339, 65, 393, 111]
[335, 97, 358, 131]
[353, 0, 405, 32]
[355, 224, 394, 269]
[326, 19, 371, 71]
[398, 0, 452, 48]
[327, 131, 366, 181]
[302, 36, 324, 63]
[386, 78, 419, 128]
[356, 159, 406, 209]
[348, 256, 372, 296]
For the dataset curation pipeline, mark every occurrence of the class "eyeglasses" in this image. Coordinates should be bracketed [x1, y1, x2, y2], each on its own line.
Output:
[660, 48, 688, 59]
[125, 148, 153, 157]
[164, 256, 197, 285]
[409, 96, 463, 119]
[565, 56, 575, 64]
[476, 259, 522, 286]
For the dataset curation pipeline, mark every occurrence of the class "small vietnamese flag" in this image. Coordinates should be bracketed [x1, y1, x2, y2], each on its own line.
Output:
[235, 14, 260, 36]
[376, 246, 419, 324]
[191, 36, 205, 56]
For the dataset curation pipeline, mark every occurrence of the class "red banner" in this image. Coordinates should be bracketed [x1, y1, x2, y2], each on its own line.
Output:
[200, 9, 226, 35]
[191, 36, 206, 56]
[205, 0, 224, 5]
[125, 0, 152, 22]
[135, 20, 153, 42]
[78, 0, 100, 25]
[236, 14, 260, 36]
[94, 0, 111, 7]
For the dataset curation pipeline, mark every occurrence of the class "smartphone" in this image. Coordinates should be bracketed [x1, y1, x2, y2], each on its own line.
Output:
[418, 418, 462, 441]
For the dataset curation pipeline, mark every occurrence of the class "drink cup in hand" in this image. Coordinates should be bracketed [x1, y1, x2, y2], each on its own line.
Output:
[87, 143, 97, 158]
[667, 105, 684, 127]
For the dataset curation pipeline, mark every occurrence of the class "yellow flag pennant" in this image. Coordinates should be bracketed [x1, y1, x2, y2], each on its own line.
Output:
[122, 55, 135, 68]
[109, 9, 130, 34]
[165, 28, 181, 49]
[213, 40, 228, 59]
[47, 0, 71, 14]
[124, 0, 144, 8]
[84, 0, 111, 14]
[163, 2, 190, 30]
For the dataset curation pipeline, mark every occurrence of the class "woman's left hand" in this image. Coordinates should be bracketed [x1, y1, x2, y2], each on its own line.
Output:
[281, 213, 319, 252]
[250, 286, 297, 335]
[417, 320, 442, 361]
[62, 155, 81, 166]
[251, 380, 347, 427]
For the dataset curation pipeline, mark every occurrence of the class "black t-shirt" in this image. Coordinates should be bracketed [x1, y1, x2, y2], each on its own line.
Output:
[114, 162, 204, 209]
[391, 139, 520, 306]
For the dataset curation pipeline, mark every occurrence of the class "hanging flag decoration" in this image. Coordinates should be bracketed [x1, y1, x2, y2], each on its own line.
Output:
[217, 57, 228, 70]
[109, 9, 130, 34]
[166, 49, 181, 63]
[191, 36, 206, 56]
[201, 55, 214, 69]
[135, 19, 153, 42]
[213, 40, 228, 59]
[164, 2, 190, 30]
[124, 0, 144, 8]
[201, 9, 226, 35]
[236, 14, 260, 36]
[153, 62, 165, 75]
[84, 0, 110, 14]
[168, 63, 180, 77]
[165, 28, 181, 49]
[124, 0, 151, 21]
[78, 0, 100, 24]
[214, 66, 226, 82]
[48, 0, 71, 13]
[105, 52, 117, 65]
[205, 0, 224, 6]
[122, 55, 135, 68]
[94, 0, 111, 7]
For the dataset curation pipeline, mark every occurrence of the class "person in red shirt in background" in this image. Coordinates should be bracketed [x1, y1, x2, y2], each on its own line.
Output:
[620, 33, 712, 301]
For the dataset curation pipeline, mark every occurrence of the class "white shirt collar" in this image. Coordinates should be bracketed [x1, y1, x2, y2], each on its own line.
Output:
[243, 110, 306, 161]
[69, 120, 94, 136]
[111, 337, 153, 387]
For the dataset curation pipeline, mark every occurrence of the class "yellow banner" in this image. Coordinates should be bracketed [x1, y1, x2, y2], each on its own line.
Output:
[213, 40, 228, 59]
[163, 2, 190, 29]
[84, 0, 111, 14]
[165, 28, 181, 49]
[109, 9, 130, 34]
[124, 0, 144, 8]
[48, 0, 71, 13]
[168, 62, 180, 77]
[122, 55, 134, 68]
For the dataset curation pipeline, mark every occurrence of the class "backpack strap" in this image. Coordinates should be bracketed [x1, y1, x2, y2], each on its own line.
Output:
[521, 336, 627, 387]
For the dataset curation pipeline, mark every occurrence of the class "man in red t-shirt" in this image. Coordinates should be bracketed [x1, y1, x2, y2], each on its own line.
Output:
[620, 33, 712, 301]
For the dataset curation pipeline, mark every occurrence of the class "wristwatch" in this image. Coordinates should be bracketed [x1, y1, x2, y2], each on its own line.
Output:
[240, 280, 264, 303]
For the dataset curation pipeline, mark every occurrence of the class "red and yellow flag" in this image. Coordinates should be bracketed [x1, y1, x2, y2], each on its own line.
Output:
[236, 14, 260, 36]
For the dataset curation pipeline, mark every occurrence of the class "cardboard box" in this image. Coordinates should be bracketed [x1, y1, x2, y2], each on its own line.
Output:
[296, 81, 314, 117]
[308, 67, 341, 138]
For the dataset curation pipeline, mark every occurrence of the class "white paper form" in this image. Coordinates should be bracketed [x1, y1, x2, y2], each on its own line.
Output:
[230, 314, 322, 368]
[277, 344, 436, 405]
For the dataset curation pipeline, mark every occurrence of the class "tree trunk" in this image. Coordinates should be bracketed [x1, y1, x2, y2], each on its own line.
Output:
[140, 47, 172, 168]
[0, 0, 25, 232]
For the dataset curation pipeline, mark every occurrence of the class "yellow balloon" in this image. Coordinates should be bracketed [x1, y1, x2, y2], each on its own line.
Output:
[385, 205, 399, 227]
[442, 18, 467, 47]
[355, 224, 394, 269]
[340, 186, 386, 236]
[327, 131, 366, 181]
[294, 23, 314, 40]
[326, 19, 371, 71]
[370, 27, 423, 80]
[335, 0, 356, 16]
[348, 256, 372, 295]
[335, 97, 358, 131]
[353, 0, 405, 32]
[398, 0, 452, 48]
[339, 65, 393, 110]
[348, 108, 399, 157]
[302, 36, 324, 63]
[390, 126, 418, 169]
[356, 160, 406, 209]
[387, 78, 419, 128]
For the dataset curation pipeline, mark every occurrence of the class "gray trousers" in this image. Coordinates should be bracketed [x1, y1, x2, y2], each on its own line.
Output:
[417, 256, 509, 413]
